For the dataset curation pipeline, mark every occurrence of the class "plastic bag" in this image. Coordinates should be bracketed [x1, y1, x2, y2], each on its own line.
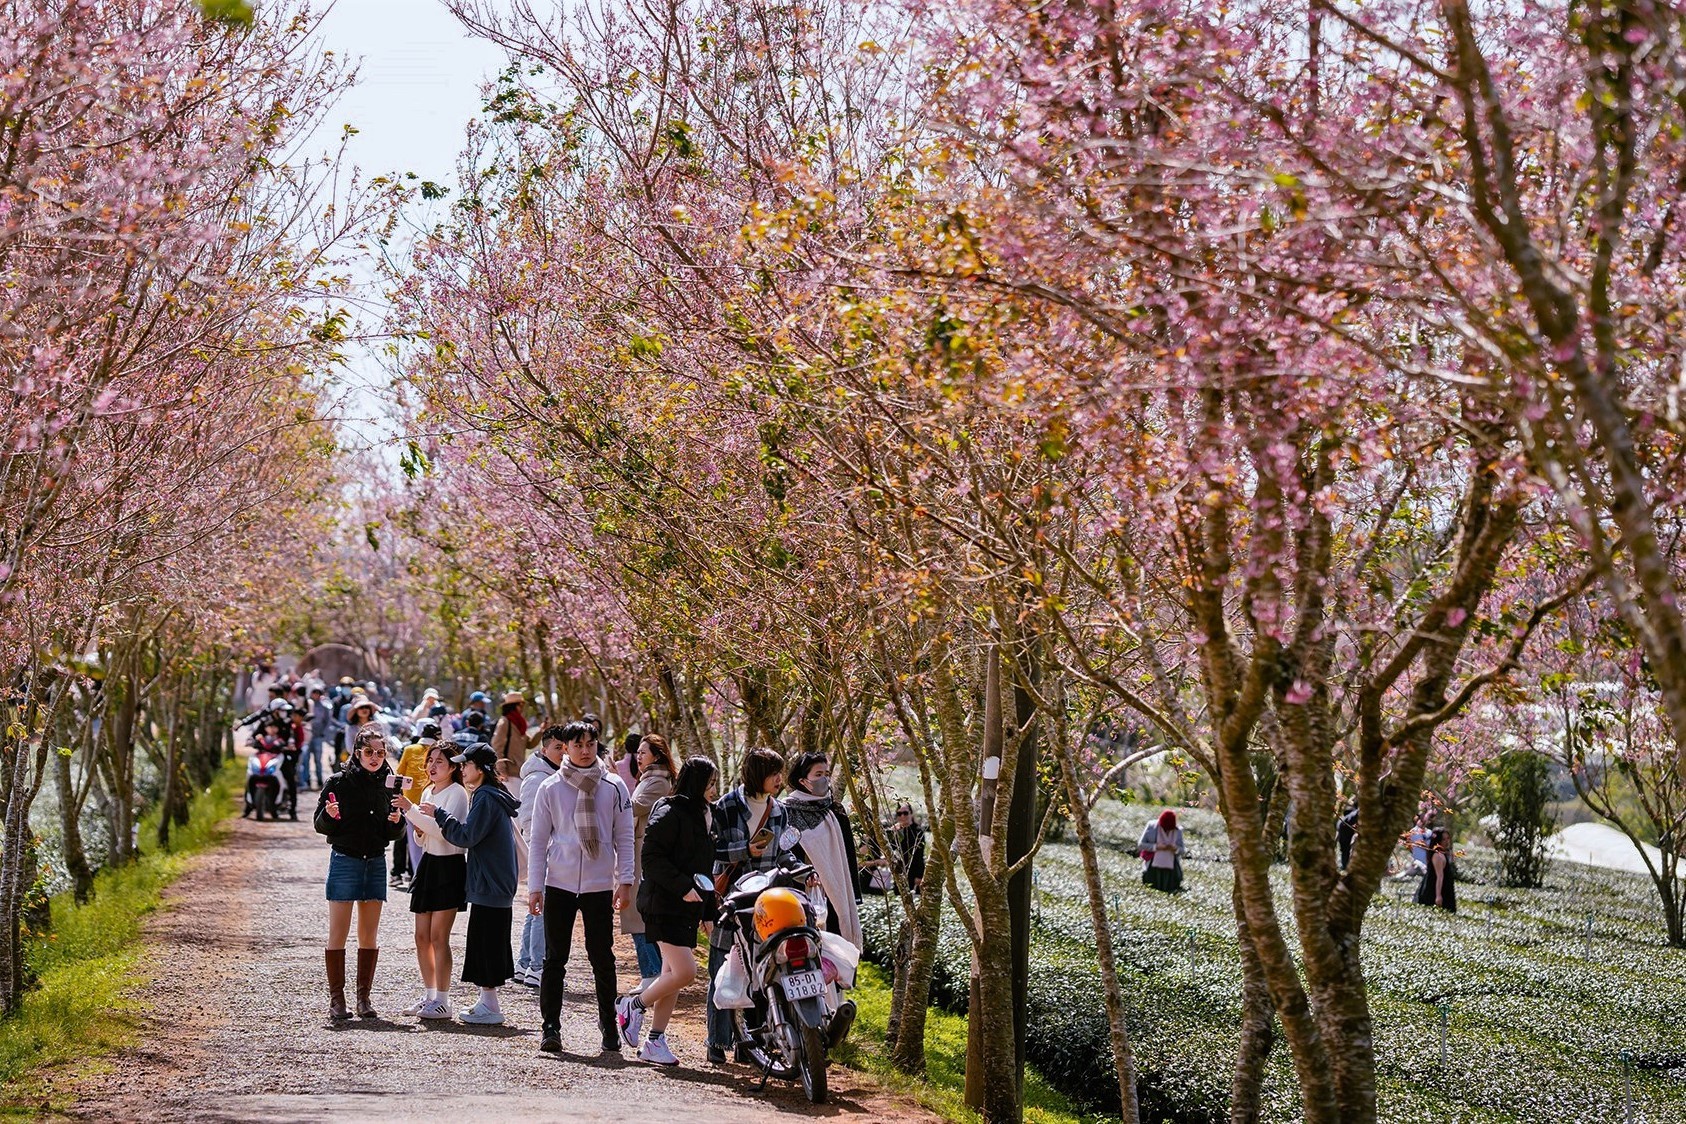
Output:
[819, 931, 860, 989]
[714, 943, 755, 1009]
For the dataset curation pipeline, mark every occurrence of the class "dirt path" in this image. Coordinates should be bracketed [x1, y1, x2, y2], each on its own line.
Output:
[64, 791, 936, 1123]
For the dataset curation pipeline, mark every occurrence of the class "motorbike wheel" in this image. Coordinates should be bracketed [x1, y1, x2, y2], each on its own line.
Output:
[795, 1019, 828, 1103]
[256, 787, 272, 821]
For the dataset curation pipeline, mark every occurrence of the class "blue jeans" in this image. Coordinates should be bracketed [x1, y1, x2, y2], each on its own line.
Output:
[517, 911, 545, 972]
[632, 931, 663, 979]
[301, 737, 324, 787]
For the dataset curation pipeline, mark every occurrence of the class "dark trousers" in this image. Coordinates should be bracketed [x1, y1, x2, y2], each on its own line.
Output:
[539, 888, 617, 1038]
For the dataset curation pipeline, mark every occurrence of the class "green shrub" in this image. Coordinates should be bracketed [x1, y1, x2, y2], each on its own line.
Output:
[1481, 751, 1556, 888]
[0, 761, 239, 1108]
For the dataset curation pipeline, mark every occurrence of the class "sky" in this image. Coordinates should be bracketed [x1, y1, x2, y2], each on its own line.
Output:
[302, 0, 513, 445]
[311, 0, 507, 192]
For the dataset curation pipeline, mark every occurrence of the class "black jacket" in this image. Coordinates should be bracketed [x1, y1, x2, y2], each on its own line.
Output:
[638, 793, 715, 921]
[314, 765, 403, 858]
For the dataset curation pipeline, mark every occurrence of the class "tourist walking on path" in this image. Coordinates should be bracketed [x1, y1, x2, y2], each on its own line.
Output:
[1140, 810, 1186, 893]
[514, 725, 566, 987]
[492, 690, 543, 766]
[1416, 827, 1458, 913]
[395, 744, 467, 1019]
[429, 743, 521, 1024]
[306, 685, 331, 789]
[619, 756, 718, 1066]
[624, 733, 676, 995]
[409, 687, 441, 725]
[314, 727, 404, 1020]
[527, 720, 636, 1054]
[342, 696, 382, 768]
[706, 747, 790, 1063]
[614, 731, 639, 792]
[450, 690, 490, 738]
[784, 751, 861, 947]
[390, 724, 437, 890]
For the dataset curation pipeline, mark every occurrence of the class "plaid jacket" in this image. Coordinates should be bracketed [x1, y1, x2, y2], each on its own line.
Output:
[712, 786, 790, 875]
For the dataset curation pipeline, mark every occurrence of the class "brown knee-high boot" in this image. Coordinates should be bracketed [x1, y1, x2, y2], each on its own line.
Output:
[325, 949, 349, 1021]
[355, 947, 379, 1018]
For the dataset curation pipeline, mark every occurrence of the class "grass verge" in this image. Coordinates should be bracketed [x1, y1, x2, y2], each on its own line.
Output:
[0, 759, 241, 1115]
[838, 962, 1106, 1124]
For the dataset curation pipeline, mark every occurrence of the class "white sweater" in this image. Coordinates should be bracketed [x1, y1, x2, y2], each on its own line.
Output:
[406, 782, 468, 856]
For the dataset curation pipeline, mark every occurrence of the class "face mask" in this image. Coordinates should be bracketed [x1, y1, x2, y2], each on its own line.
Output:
[806, 775, 830, 798]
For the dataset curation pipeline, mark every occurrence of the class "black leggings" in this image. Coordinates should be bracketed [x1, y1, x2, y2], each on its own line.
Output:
[538, 888, 617, 1037]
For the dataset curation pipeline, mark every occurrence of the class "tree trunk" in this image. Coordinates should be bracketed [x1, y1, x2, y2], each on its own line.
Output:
[157, 679, 185, 848]
[972, 884, 1022, 1124]
[56, 748, 94, 903]
[1054, 728, 1140, 1122]
[1230, 875, 1277, 1124]
[1006, 673, 1037, 1088]
[890, 830, 947, 1074]
[535, 622, 560, 725]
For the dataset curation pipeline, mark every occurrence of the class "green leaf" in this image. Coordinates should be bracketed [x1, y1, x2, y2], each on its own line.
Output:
[200, 0, 255, 26]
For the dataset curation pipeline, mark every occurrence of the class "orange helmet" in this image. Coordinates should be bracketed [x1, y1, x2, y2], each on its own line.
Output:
[753, 887, 806, 940]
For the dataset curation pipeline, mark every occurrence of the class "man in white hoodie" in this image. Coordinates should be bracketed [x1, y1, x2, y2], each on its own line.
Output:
[528, 720, 635, 1054]
[512, 725, 566, 987]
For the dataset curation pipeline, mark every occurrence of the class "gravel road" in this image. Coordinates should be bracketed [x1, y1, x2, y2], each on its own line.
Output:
[64, 791, 936, 1124]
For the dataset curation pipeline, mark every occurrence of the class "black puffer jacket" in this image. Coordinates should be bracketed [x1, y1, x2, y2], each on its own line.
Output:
[638, 793, 715, 921]
[314, 764, 403, 858]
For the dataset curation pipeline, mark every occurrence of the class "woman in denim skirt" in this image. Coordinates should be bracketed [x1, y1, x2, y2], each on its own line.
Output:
[315, 727, 404, 1020]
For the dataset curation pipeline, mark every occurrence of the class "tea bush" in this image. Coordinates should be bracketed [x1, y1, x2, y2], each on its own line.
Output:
[863, 801, 1686, 1122]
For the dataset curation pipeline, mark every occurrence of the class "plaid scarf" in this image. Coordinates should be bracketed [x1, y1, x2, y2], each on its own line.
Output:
[561, 757, 606, 859]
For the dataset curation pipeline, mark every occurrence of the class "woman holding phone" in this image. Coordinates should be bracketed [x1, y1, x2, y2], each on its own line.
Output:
[395, 744, 468, 1019]
[314, 726, 404, 1020]
[427, 743, 520, 1024]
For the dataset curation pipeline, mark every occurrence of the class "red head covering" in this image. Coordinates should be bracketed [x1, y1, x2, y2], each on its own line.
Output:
[1157, 809, 1178, 833]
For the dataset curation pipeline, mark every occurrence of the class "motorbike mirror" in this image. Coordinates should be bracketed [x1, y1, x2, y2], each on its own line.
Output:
[778, 826, 800, 852]
[692, 873, 715, 894]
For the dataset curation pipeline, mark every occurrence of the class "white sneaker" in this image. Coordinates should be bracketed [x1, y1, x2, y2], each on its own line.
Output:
[401, 995, 428, 1017]
[639, 1035, 679, 1066]
[418, 998, 452, 1020]
[459, 1003, 505, 1025]
[517, 967, 541, 988]
[617, 995, 644, 1048]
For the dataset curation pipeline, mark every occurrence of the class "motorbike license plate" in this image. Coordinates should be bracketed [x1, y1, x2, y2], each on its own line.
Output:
[783, 970, 825, 1000]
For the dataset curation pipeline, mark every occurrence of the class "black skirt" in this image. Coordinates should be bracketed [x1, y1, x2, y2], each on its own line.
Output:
[409, 852, 467, 914]
[644, 911, 700, 950]
[462, 903, 514, 987]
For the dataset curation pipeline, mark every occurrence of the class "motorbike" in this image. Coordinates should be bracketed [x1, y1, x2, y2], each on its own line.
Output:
[704, 850, 859, 1103]
[244, 745, 287, 821]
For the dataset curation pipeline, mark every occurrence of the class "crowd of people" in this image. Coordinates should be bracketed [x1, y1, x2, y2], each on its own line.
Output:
[300, 688, 926, 1069]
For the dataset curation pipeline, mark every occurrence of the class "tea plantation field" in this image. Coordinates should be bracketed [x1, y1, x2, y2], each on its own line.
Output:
[859, 802, 1686, 1123]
